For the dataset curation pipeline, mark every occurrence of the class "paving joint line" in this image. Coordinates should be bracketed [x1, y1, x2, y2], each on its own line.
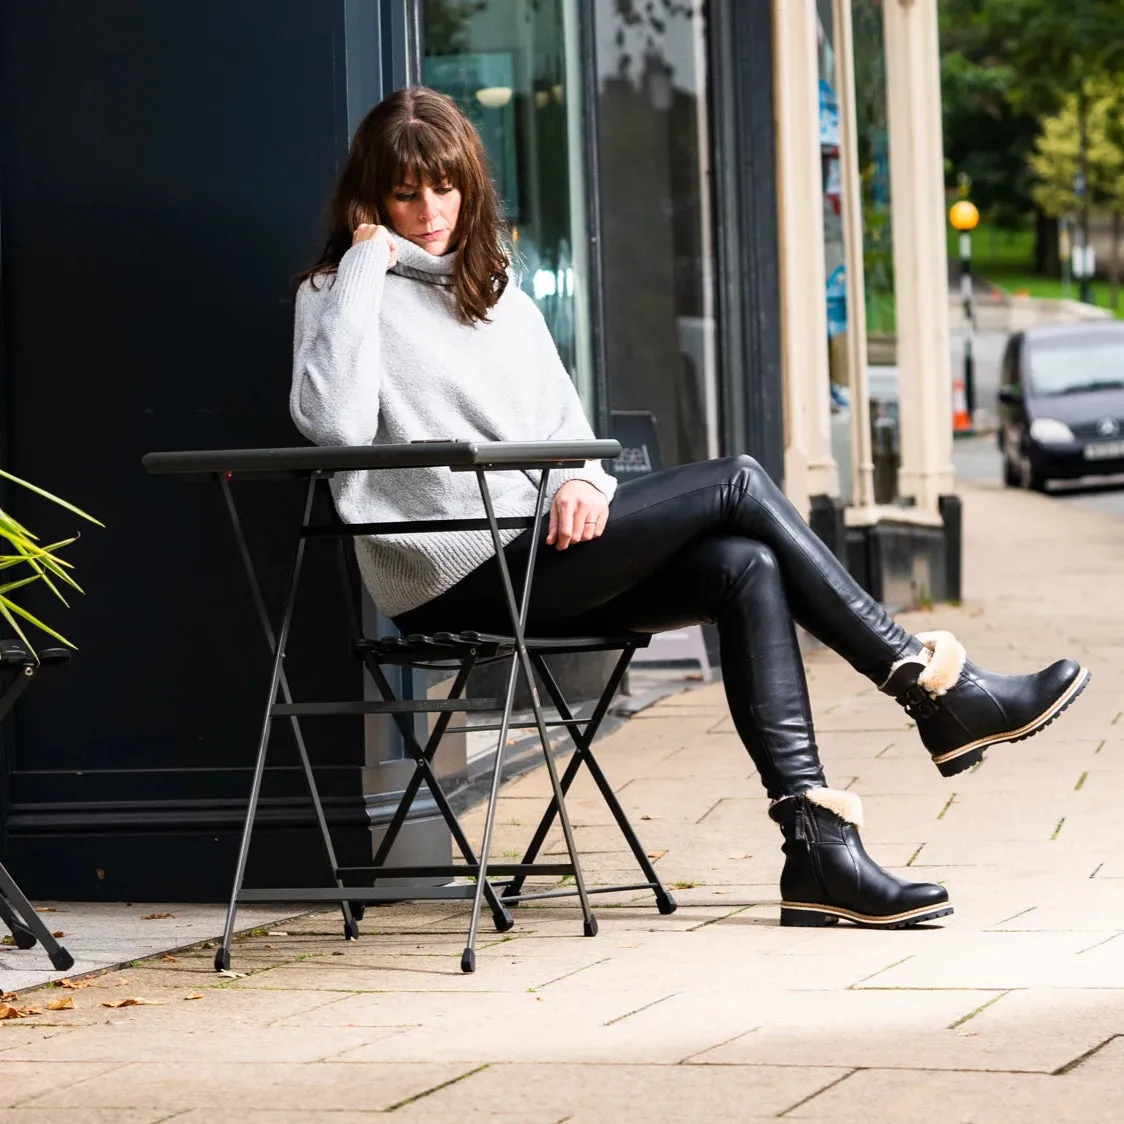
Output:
[383, 1063, 490, 1112]
[536, 958, 611, 989]
[1077, 932, 1124, 955]
[990, 906, 1036, 928]
[936, 793, 957, 820]
[847, 955, 914, 989]
[602, 991, 679, 1026]
[678, 1026, 760, 1064]
[947, 989, 1010, 1029]
[685, 905, 752, 932]
[776, 1068, 861, 1117]
[1053, 1034, 1122, 1076]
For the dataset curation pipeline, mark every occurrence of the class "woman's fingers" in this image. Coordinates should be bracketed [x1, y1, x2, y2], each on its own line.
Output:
[553, 492, 578, 550]
[580, 506, 607, 541]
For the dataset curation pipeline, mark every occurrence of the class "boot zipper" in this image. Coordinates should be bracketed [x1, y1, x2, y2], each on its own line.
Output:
[799, 800, 828, 892]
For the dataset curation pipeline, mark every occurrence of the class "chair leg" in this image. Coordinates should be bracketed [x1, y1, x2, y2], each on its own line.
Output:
[0, 891, 38, 949]
[512, 652, 678, 916]
[0, 866, 73, 971]
[362, 657, 513, 934]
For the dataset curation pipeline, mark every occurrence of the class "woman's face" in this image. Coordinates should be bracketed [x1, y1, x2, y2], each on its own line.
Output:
[384, 178, 462, 256]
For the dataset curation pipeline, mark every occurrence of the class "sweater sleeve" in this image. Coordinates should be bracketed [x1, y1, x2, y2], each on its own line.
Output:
[522, 298, 620, 504]
[290, 238, 391, 447]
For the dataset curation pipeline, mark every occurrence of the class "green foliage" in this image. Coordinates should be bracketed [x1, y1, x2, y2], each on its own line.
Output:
[940, 0, 1038, 226]
[0, 472, 101, 652]
[981, 0, 1124, 117]
[1029, 78, 1124, 218]
[941, 0, 1124, 227]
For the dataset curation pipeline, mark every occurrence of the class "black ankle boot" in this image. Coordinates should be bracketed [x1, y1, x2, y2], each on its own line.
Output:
[880, 631, 1091, 778]
[769, 789, 951, 929]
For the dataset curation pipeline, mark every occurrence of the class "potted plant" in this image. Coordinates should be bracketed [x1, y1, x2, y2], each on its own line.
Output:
[0, 470, 102, 653]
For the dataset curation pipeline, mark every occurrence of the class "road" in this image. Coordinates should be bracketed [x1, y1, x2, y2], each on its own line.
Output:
[950, 325, 1124, 520]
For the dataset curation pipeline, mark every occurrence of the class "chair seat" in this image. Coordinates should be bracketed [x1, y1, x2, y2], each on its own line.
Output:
[356, 630, 652, 665]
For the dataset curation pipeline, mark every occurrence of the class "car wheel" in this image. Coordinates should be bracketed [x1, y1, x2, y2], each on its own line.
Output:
[1003, 455, 1020, 487]
[1021, 456, 1048, 493]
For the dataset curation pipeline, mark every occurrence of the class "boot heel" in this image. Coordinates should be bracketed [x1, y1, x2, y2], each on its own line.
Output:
[780, 906, 839, 928]
[934, 747, 983, 778]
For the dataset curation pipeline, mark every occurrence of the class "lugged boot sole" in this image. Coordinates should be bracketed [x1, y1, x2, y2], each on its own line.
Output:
[780, 902, 954, 929]
[930, 667, 1091, 778]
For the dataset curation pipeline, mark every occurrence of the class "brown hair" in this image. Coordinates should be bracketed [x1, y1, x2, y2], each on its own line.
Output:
[298, 86, 509, 324]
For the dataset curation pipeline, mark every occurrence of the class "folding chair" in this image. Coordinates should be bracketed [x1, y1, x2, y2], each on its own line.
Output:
[0, 640, 75, 972]
[143, 441, 677, 974]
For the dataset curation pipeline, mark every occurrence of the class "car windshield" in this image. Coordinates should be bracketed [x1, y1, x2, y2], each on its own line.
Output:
[1027, 334, 1124, 396]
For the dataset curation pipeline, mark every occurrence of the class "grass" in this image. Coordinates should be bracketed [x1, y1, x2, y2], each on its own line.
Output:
[982, 267, 1124, 319]
[946, 222, 1036, 270]
[943, 220, 1124, 319]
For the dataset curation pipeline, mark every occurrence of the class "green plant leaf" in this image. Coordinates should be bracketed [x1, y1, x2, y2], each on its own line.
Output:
[0, 470, 104, 526]
[0, 575, 42, 596]
[0, 597, 75, 649]
[0, 599, 35, 653]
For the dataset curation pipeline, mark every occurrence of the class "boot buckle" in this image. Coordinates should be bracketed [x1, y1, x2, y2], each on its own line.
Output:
[899, 684, 938, 718]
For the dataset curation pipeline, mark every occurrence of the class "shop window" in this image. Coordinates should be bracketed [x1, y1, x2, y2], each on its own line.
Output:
[423, 0, 595, 412]
[592, 0, 718, 466]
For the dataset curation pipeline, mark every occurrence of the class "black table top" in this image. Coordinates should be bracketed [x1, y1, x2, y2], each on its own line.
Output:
[143, 440, 622, 478]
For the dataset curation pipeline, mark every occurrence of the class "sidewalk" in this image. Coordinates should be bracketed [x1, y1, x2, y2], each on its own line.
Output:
[3, 478, 1124, 1123]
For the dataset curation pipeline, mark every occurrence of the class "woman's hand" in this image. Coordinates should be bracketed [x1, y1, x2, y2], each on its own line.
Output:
[352, 223, 398, 268]
[547, 480, 610, 550]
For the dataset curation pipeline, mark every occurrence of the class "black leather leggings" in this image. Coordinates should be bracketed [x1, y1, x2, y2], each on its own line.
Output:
[395, 456, 918, 799]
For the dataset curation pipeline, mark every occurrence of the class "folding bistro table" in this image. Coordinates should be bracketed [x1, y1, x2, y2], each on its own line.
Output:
[142, 441, 676, 972]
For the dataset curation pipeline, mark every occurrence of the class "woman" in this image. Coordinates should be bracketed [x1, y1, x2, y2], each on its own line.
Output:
[291, 87, 1089, 930]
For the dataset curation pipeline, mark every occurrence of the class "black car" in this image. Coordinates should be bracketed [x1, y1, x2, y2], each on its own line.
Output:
[997, 320, 1124, 491]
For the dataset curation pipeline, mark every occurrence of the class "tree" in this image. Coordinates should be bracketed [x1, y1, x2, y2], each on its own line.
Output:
[981, 0, 1124, 297]
[1030, 79, 1124, 305]
[940, 0, 1040, 231]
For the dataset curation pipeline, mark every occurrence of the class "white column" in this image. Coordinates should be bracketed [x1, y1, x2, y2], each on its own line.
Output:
[832, 0, 876, 511]
[883, 0, 954, 510]
[774, 0, 839, 514]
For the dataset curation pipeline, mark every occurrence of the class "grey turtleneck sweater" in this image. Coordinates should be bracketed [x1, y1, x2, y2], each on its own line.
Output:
[290, 236, 618, 618]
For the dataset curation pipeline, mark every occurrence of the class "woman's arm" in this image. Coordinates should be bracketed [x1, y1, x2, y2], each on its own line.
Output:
[290, 236, 393, 447]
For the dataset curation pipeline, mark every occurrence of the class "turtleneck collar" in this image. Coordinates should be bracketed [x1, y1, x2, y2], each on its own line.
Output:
[390, 235, 456, 286]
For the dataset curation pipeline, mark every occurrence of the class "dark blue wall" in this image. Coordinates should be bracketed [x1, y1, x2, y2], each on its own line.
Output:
[0, 0, 397, 898]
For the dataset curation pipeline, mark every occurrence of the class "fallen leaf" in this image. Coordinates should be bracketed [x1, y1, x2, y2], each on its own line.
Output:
[1, 936, 13, 947]
[0, 1004, 40, 1019]
[161, 954, 178, 963]
[101, 998, 165, 1008]
[140, 912, 175, 921]
[59, 978, 96, 990]
[218, 970, 247, 980]
[184, 993, 204, 1001]
[51, 931, 66, 938]
[266, 931, 289, 937]
[46, 997, 75, 1011]
[35, 906, 58, 913]
[0, 992, 19, 1003]
[645, 850, 667, 860]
